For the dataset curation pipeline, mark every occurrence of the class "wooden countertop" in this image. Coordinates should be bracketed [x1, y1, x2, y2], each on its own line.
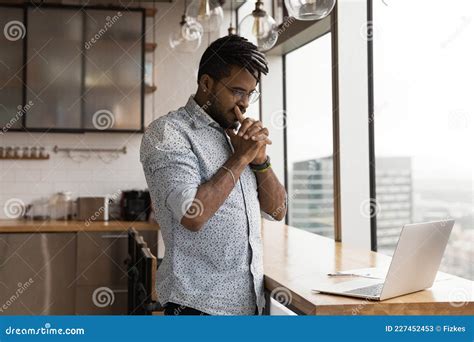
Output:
[262, 220, 474, 315]
[0, 219, 160, 233]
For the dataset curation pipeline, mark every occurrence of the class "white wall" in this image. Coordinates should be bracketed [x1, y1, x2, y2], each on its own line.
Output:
[0, 0, 228, 219]
[336, 0, 372, 248]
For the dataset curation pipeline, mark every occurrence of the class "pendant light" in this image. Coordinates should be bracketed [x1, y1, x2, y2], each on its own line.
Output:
[284, 0, 336, 21]
[186, 0, 224, 33]
[227, 0, 236, 35]
[169, 0, 204, 53]
[239, 0, 278, 52]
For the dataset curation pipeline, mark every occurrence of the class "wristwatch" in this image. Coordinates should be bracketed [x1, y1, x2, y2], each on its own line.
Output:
[250, 156, 271, 172]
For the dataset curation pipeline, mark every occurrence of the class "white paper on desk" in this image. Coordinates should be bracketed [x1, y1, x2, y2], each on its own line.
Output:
[333, 267, 453, 281]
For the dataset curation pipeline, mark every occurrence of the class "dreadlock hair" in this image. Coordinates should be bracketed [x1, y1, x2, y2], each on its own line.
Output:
[197, 35, 269, 84]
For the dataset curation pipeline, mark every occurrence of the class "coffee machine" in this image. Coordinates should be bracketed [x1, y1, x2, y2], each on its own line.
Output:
[120, 190, 151, 221]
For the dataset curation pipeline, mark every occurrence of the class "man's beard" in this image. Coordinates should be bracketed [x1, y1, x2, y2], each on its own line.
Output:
[230, 120, 240, 130]
[207, 99, 235, 129]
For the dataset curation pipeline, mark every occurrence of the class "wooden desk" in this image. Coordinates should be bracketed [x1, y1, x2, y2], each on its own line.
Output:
[262, 220, 474, 315]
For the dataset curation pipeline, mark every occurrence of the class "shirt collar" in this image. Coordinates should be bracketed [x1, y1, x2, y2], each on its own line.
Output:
[185, 95, 220, 130]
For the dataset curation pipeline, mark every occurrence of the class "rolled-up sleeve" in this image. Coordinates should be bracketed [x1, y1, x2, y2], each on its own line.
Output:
[140, 120, 201, 223]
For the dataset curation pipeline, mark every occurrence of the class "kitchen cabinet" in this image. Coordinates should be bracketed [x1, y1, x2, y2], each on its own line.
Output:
[0, 233, 77, 315]
[25, 7, 83, 129]
[75, 230, 157, 315]
[1, 4, 144, 133]
[82, 10, 143, 131]
[0, 7, 24, 130]
[0, 224, 158, 315]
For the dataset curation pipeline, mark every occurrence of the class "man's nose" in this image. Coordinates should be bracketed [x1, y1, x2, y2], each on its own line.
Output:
[237, 96, 250, 109]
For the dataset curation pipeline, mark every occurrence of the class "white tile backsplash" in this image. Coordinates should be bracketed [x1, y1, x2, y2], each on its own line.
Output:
[0, 133, 147, 219]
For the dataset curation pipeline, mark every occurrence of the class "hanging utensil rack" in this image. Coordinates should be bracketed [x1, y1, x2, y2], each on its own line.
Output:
[53, 146, 127, 154]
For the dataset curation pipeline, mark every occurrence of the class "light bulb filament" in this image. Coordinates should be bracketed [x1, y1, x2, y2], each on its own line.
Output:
[198, 0, 211, 18]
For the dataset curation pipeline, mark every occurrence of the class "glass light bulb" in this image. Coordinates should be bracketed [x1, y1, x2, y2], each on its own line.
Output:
[240, 12, 278, 52]
[186, 0, 224, 33]
[169, 19, 203, 53]
[284, 0, 336, 20]
[181, 19, 204, 41]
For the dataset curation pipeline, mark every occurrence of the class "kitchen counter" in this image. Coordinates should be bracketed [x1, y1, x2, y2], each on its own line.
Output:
[0, 219, 160, 233]
[0, 219, 159, 315]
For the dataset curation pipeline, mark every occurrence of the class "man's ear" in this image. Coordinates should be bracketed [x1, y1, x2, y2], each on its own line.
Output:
[199, 74, 214, 93]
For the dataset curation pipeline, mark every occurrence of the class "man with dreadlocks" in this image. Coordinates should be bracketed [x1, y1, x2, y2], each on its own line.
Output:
[140, 35, 287, 316]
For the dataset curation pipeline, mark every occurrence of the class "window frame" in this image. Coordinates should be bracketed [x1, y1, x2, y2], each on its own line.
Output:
[280, 16, 341, 241]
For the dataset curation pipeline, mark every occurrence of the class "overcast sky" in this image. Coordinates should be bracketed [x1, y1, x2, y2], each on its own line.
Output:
[285, 0, 473, 182]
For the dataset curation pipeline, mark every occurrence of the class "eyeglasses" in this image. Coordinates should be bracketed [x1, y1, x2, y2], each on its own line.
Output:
[217, 80, 260, 104]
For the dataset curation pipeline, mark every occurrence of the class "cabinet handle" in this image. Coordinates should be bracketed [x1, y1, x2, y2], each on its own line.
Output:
[100, 234, 128, 239]
[111, 289, 127, 293]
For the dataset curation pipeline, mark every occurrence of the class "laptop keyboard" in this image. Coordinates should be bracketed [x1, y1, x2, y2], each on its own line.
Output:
[344, 283, 384, 297]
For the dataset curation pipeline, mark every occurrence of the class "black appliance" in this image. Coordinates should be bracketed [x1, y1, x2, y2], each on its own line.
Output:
[121, 190, 151, 221]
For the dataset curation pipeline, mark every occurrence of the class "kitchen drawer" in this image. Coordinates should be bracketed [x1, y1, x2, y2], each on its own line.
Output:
[75, 230, 157, 286]
[75, 285, 127, 315]
[0, 233, 77, 315]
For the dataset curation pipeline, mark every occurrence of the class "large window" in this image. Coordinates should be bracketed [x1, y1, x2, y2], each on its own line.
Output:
[285, 33, 335, 238]
[373, 0, 473, 279]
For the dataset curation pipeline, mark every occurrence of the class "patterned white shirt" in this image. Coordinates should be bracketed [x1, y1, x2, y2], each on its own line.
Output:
[140, 96, 267, 315]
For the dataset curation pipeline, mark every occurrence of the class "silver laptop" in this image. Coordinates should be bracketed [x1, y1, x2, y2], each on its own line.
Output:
[313, 220, 455, 301]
